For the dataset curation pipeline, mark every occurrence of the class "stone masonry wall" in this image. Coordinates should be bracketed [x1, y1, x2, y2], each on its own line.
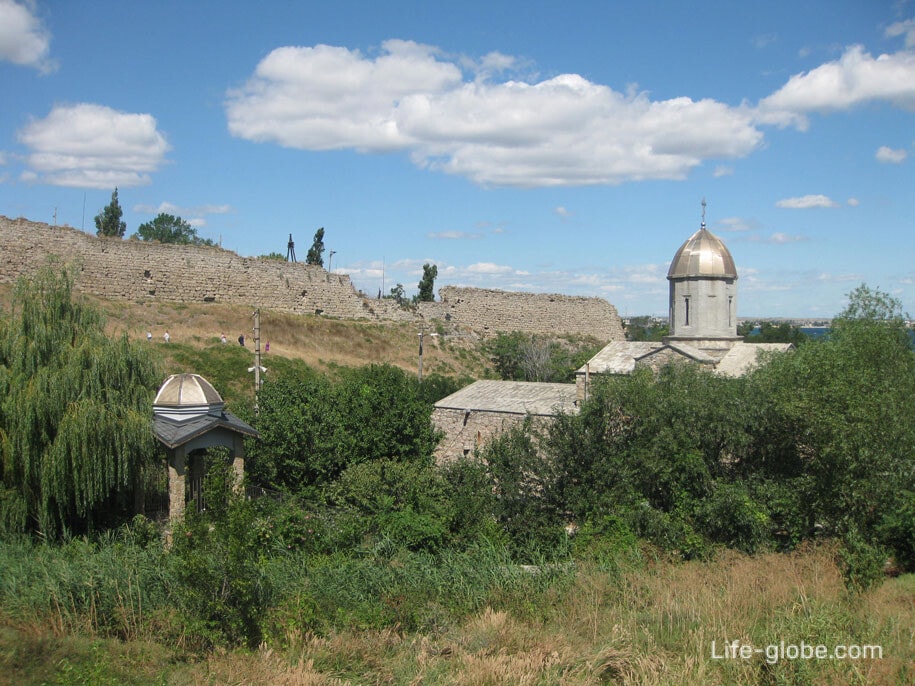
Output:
[418, 286, 624, 340]
[1, 215, 622, 341]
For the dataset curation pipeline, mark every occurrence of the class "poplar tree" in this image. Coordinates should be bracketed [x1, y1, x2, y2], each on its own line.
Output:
[306, 227, 325, 266]
[94, 187, 127, 238]
[0, 266, 161, 537]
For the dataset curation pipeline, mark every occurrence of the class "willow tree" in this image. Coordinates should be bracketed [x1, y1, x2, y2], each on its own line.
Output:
[0, 265, 161, 537]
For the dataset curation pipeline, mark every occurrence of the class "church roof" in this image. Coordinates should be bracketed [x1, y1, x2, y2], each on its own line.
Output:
[713, 342, 793, 377]
[667, 226, 737, 279]
[434, 380, 578, 416]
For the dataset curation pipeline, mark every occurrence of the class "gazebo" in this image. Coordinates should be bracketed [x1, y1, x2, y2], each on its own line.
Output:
[152, 373, 259, 523]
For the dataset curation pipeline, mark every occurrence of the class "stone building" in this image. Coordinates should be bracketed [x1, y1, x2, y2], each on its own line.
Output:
[432, 380, 578, 462]
[575, 211, 792, 400]
[433, 209, 792, 461]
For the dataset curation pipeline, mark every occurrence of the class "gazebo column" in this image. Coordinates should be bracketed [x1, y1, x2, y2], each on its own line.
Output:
[232, 434, 245, 493]
[167, 446, 187, 523]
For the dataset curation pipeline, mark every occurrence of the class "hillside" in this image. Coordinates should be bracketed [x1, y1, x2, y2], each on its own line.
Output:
[0, 283, 492, 391]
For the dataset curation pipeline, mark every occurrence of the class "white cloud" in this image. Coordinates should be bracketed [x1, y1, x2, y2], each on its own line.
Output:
[751, 232, 807, 244]
[886, 18, 915, 48]
[847, 197, 860, 206]
[555, 206, 572, 218]
[427, 230, 483, 240]
[0, 0, 56, 73]
[227, 39, 764, 188]
[466, 262, 518, 275]
[775, 194, 839, 209]
[713, 165, 734, 177]
[716, 216, 760, 232]
[17, 103, 170, 188]
[875, 145, 907, 163]
[756, 45, 915, 129]
[134, 201, 232, 216]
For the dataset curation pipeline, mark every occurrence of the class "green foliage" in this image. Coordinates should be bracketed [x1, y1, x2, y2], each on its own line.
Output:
[134, 213, 214, 246]
[258, 251, 286, 261]
[740, 320, 809, 345]
[483, 332, 601, 382]
[625, 316, 669, 341]
[388, 283, 408, 307]
[0, 267, 161, 537]
[94, 188, 126, 238]
[305, 227, 325, 266]
[168, 458, 271, 648]
[250, 364, 440, 493]
[416, 263, 437, 302]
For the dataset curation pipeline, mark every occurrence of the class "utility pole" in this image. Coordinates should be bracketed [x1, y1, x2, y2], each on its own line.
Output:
[328, 250, 336, 272]
[248, 308, 267, 415]
[417, 324, 438, 383]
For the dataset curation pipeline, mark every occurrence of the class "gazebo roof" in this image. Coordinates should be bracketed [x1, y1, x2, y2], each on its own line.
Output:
[152, 373, 258, 449]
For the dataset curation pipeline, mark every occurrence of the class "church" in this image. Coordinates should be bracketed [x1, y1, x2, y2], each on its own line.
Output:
[432, 208, 792, 462]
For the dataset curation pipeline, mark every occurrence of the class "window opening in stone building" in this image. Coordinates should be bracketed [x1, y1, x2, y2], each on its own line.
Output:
[684, 296, 690, 326]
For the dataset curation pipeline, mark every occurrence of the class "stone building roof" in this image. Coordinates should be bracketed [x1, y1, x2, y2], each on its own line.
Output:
[434, 380, 579, 416]
[577, 340, 793, 378]
[713, 342, 793, 377]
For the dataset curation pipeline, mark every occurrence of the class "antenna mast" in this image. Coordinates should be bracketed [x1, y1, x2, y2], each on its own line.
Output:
[286, 234, 297, 262]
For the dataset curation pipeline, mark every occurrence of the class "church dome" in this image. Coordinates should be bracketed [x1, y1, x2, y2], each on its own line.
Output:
[153, 373, 225, 421]
[667, 226, 737, 279]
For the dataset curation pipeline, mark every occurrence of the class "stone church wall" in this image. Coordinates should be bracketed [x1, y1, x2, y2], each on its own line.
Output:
[0, 215, 622, 341]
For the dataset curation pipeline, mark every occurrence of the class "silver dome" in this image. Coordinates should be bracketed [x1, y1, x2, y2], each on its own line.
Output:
[667, 226, 737, 279]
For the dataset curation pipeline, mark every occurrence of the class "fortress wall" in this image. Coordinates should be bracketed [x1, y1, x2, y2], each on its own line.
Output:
[1, 216, 622, 341]
[418, 286, 624, 341]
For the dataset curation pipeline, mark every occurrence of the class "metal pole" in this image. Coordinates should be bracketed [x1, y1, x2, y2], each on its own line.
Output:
[418, 326, 424, 383]
[252, 309, 262, 415]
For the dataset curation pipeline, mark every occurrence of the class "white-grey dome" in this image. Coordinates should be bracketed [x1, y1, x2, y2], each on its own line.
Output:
[153, 373, 225, 421]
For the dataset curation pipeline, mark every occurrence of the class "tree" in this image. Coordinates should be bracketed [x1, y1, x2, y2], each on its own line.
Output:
[388, 283, 407, 307]
[416, 263, 438, 302]
[249, 364, 440, 493]
[94, 187, 127, 238]
[0, 266, 161, 537]
[306, 227, 325, 266]
[135, 213, 212, 245]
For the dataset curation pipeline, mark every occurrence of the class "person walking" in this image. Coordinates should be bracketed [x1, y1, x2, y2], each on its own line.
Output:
[163, 330, 170, 344]
[238, 333, 245, 346]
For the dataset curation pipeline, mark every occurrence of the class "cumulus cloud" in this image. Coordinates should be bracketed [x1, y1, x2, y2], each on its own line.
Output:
[847, 197, 860, 206]
[775, 194, 839, 209]
[0, 0, 56, 73]
[226, 39, 764, 188]
[875, 145, 907, 163]
[885, 18, 915, 48]
[17, 103, 170, 188]
[716, 216, 761, 232]
[756, 45, 915, 129]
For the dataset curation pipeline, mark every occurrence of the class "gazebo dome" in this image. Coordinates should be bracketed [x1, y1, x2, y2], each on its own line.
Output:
[667, 226, 737, 280]
[153, 373, 225, 421]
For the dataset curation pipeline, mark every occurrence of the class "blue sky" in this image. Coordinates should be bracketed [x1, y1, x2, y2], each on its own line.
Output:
[2, 0, 914, 318]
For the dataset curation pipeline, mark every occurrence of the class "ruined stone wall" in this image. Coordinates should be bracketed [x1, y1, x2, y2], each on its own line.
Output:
[1, 215, 622, 341]
[419, 286, 624, 341]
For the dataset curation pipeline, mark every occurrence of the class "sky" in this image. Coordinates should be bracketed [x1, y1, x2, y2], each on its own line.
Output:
[1, 0, 914, 319]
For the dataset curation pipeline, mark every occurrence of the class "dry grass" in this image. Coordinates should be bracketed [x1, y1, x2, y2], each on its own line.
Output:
[0, 284, 490, 378]
[2, 545, 912, 684]
[171, 546, 912, 685]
